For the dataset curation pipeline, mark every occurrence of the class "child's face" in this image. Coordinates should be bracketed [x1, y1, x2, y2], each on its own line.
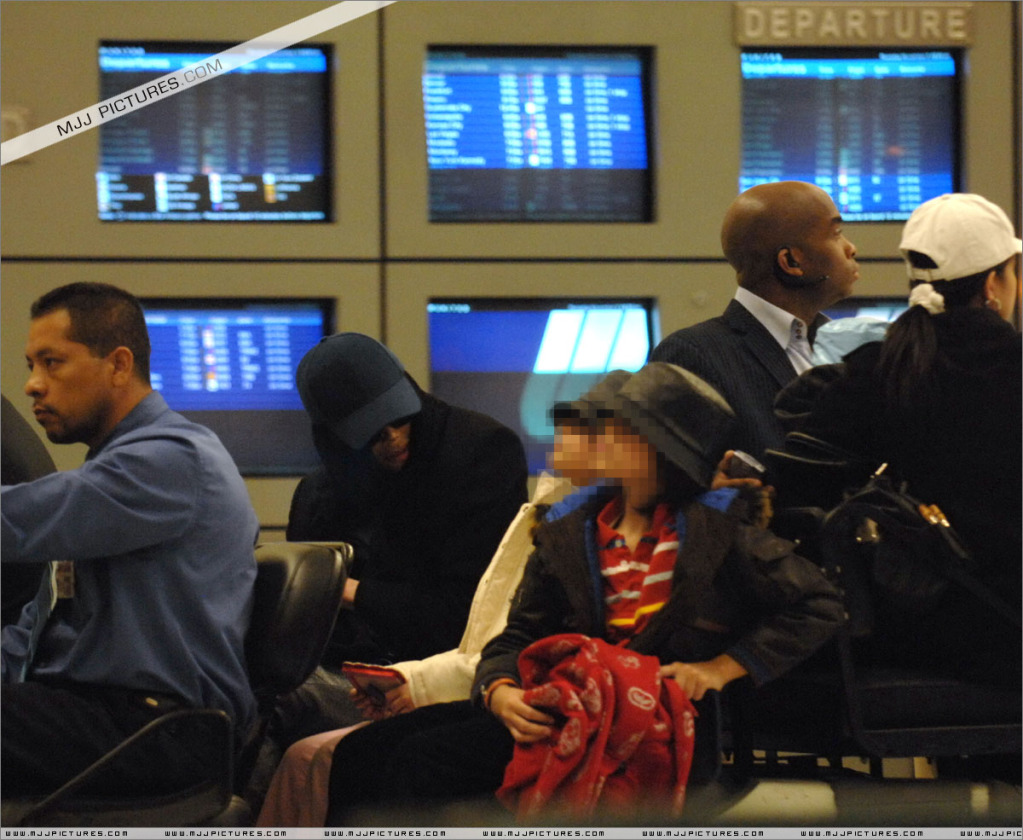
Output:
[591, 419, 658, 484]
[549, 420, 598, 484]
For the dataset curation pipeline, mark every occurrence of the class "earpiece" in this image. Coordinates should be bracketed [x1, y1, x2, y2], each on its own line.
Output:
[773, 246, 827, 287]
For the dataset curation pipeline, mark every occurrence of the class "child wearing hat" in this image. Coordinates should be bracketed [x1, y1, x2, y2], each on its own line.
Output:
[324, 363, 843, 823]
[255, 374, 629, 827]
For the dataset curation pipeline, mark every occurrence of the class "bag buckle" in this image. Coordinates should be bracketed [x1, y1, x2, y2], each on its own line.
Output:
[918, 503, 950, 527]
[855, 517, 881, 544]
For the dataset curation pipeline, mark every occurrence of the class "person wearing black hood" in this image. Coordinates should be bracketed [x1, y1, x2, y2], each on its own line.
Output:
[323, 362, 842, 824]
[263, 333, 527, 763]
[289, 332, 527, 667]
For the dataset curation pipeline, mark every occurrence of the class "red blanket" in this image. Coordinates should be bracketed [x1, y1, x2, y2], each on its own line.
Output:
[496, 634, 696, 820]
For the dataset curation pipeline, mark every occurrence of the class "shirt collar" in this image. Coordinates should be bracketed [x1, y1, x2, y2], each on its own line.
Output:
[87, 391, 168, 460]
[734, 286, 810, 352]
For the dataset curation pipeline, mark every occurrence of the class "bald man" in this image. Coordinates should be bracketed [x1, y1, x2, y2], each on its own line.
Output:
[652, 181, 859, 456]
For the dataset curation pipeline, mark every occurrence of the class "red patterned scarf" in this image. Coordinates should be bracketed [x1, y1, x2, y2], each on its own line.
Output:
[496, 634, 696, 820]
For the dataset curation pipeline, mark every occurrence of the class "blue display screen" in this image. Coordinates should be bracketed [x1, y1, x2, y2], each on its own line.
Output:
[145, 303, 326, 411]
[741, 49, 960, 222]
[823, 296, 907, 322]
[142, 298, 333, 476]
[97, 41, 332, 222]
[428, 298, 657, 473]
[423, 48, 653, 222]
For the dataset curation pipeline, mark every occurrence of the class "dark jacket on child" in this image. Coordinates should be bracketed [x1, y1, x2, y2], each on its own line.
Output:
[473, 489, 844, 703]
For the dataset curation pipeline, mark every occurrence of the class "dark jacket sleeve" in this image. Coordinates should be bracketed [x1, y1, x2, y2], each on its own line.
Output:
[471, 507, 599, 705]
[772, 362, 847, 436]
[719, 524, 844, 685]
[286, 470, 338, 541]
[355, 423, 528, 660]
[471, 549, 569, 707]
[796, 343, 885, 461]
[627, 503, 844, 687]
[651, 326, 718, 385]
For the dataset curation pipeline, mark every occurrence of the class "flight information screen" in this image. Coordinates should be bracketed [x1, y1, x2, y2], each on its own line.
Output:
[141, 298, 333, 476]
[423, 47, 653, 222]
[741, 49, 960, 222]
[428, 297, 656, 473]
[144, 300, 327, 410]
[97, 41, 332, 222]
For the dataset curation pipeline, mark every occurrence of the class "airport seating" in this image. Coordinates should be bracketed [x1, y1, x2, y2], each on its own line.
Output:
[1, 394, 57, 627]
[6, 540, 351, 827]
[729, 444, 1022, 780]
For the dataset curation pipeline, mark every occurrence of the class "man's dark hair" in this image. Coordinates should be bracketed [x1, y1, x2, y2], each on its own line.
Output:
[30, 282, 151, 383]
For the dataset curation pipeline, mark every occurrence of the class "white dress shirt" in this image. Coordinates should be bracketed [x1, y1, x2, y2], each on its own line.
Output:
[734, 287, 816, 374]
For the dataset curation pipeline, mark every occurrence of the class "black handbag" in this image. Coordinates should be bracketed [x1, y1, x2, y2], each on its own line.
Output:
[820, 466, 1020, 637]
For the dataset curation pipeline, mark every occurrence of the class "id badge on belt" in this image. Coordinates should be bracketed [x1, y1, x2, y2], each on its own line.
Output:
[53, 560, 75, 601]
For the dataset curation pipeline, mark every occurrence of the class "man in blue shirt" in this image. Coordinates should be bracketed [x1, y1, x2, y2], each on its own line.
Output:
[1, 282, 259, 797]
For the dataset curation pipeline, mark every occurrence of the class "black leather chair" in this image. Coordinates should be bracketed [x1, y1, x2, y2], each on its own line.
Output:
[1, 394, 57, 627]
[6, 540, 351, 827]
[728, 488, 1021, 781]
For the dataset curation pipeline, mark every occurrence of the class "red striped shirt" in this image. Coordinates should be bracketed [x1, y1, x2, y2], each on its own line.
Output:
[596, 498, 679, 644]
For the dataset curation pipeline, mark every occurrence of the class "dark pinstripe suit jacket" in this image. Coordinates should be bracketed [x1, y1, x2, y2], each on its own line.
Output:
[650, 299, 797, 457]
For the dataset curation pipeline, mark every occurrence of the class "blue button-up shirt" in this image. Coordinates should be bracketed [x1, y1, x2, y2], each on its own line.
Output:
[1, 392, 258, 727]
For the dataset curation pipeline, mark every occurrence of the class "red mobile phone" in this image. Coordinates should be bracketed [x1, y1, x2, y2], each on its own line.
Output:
[341, 662, 406, 706]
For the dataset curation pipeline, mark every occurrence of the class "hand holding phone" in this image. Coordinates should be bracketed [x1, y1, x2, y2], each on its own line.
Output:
[341, 662, 406, 708]
[727, 450, 766, 481]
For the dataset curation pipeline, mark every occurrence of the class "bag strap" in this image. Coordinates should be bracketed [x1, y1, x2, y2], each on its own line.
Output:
[933, 536, 1021, 629]
[836, 473, 1021, 630]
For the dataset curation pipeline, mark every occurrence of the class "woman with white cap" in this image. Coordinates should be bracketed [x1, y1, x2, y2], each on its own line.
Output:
[796, 193, 1021, 684]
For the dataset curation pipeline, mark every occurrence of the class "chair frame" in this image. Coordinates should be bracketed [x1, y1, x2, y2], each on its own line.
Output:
[13, 709, 234, 827]
[728, 502, 1021, 781]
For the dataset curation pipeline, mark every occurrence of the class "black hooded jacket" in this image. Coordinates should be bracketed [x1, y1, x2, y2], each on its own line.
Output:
[288, 380, 528, 665]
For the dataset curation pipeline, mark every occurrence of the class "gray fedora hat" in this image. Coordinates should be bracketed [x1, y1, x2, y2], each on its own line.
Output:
[550, 369, 634, 426]
[609, 362, 736, 489]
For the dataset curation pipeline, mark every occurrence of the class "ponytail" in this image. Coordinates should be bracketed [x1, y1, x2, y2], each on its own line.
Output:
[878, 302, 941, 414]
[880, 254, 1010, 414]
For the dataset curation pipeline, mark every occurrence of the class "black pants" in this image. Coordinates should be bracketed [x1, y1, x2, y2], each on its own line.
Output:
[326, 700, 514, 826]
[1, 680, 214, 798]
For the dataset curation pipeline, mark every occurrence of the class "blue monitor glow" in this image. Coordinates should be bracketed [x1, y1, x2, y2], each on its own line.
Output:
[428, 297, 658, 473]
[823, 295, 908, 322]
[740, 49, 961, 222]
[97, 41, 332, 222]
[142, 298, 335, 476]
[423, 47, 653, 222]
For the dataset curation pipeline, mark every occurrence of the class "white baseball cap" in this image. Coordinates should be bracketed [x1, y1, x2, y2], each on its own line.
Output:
[899, 193, 1022, 282]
